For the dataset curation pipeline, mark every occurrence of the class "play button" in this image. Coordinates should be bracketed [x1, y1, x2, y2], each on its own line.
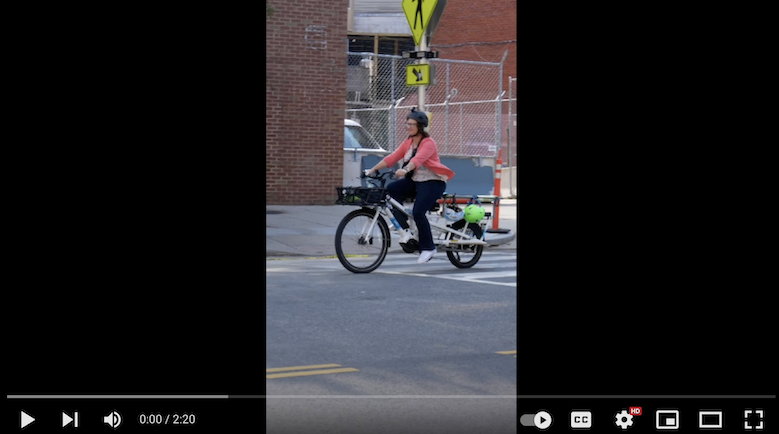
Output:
[21, 410, 35, 429]
[534, 410, 553, 430]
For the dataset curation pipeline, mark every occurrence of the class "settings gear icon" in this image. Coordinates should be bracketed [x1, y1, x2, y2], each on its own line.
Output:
[614, 410, 634, 430]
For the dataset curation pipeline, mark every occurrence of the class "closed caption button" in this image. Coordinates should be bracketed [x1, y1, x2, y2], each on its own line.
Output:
[571, 410, 592, 429]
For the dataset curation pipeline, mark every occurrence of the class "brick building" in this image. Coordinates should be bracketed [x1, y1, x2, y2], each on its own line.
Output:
[266, 0, 349, 205]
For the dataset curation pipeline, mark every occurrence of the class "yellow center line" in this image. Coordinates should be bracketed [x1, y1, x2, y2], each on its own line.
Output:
[495, 350, 517, 355]
[266, 368, 360, 379]
[266, 364, 342, 373]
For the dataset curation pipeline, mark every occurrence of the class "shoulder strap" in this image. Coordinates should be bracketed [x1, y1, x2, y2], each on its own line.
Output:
[403, 142, 419, 169]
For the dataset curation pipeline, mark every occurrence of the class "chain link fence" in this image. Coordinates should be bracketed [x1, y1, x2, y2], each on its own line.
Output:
[506, 76, 517, 197]
[346, 52, 506, 158]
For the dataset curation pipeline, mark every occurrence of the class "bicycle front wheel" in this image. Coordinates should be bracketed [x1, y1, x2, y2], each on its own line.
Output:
[335, 208, 390, 273]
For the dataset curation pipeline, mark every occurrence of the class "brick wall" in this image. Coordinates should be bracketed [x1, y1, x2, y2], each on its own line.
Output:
[266, 0, 348, 205]
[431, 0, 517, 96]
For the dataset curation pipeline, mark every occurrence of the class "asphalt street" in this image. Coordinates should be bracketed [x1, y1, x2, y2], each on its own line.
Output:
[266, 251, 517, 434]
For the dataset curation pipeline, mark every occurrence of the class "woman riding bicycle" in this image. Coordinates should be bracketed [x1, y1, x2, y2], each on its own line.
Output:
[364, 109, 455, 263]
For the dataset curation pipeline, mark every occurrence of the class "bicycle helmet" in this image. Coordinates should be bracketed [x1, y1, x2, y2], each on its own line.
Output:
[463, 204, 485, 223]
[407, 108, 428, 129]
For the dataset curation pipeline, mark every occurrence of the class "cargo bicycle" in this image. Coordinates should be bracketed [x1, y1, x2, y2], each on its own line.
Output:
[334, 171, 492, 273]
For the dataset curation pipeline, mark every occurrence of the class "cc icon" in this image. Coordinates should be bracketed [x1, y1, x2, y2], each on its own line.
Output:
[570, 410, 592, 429]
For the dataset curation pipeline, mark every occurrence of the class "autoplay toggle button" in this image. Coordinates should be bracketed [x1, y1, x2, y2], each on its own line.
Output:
[520, 410, 553, 430]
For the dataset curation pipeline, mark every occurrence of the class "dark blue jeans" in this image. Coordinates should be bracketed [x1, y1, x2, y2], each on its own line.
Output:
[386, 177, 446, 251]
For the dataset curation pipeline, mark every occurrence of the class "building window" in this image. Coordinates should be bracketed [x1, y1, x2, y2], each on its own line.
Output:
[348, 36, 415, 56]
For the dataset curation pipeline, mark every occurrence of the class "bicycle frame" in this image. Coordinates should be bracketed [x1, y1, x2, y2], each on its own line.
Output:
[354, 171, 490, 249]
[354, 195, 489, 249]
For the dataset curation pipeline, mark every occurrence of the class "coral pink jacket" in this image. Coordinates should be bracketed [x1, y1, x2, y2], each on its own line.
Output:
[383, 137, 455, 181]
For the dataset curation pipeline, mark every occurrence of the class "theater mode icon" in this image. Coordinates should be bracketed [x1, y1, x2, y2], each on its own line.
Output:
[698, 410, 722, 429]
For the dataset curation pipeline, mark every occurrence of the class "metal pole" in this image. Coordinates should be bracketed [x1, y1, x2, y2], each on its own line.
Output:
[508, 76, 513, 197]
[390, 57, 396, 150]
[445, 62, 450, 154]
[373, 36, 379, 103]
[459, 103, 463, 155]
[496, 50, 508, 159]
[419, 32, 427, 112]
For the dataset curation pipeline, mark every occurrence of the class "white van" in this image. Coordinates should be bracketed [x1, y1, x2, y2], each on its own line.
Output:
[343, 119, 389, 186]
[344, 119, 386, 151]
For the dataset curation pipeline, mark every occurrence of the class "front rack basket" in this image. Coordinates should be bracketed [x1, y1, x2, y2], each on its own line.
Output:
[335, 186, 389, 206]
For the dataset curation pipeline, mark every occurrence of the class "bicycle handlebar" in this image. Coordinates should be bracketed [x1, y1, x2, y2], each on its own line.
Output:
[361, 170, 394, 188]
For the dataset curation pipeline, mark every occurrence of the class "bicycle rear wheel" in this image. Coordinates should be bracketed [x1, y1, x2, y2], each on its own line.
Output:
[446, 221, 484, 268]
[335, 208, 390, 273]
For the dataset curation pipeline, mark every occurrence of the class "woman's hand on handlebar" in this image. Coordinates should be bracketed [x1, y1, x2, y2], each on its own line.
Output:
[361, 170, 393, 188]
[362, 169, 389, 179]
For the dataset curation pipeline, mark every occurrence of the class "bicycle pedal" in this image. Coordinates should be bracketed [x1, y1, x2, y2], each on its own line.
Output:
[400, 239, 419, 254]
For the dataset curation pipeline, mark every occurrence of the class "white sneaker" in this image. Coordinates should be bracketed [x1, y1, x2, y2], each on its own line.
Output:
[417, 250, 436, 263]
[399, 229, 412, 243]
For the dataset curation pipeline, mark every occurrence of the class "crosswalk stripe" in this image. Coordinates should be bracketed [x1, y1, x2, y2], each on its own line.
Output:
[375, 265, 515, 273]
[377, 270, 516, 287]
[367, 255, 515, 268]
[454, 271, 516, 280]
[266, 364, 342, 373]
[459, 279, 515, 287]
[266, 368, 359, 379]
[376, 262, 514, 273]
[266, 252, 516, 287]
[267, 259, 515, 271]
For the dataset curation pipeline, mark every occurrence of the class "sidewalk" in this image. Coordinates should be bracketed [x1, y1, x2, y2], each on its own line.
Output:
[266, 199, 516, 257]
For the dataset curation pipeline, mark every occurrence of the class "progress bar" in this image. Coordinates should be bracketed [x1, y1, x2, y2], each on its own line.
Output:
[230, 395, 775, 399]
[254, 395, 776, 399]
[8, 395, 775, 399]
[514, 395, 776, 399]
[7, 395, 229, 399]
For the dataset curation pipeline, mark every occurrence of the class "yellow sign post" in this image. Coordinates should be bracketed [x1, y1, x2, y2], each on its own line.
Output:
[402, 0, 439, 47]
[406, 64, 431, 86]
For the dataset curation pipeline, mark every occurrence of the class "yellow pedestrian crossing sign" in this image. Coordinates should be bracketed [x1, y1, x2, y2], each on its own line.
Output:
[406, 63, 432, 86]
[402, 0, 439, 46]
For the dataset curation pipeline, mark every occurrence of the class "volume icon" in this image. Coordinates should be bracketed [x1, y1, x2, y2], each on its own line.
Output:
[103, 411, 122, 429]
[63, 411, 80, 428]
